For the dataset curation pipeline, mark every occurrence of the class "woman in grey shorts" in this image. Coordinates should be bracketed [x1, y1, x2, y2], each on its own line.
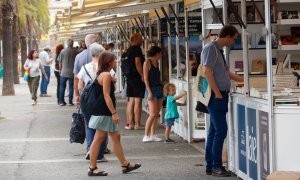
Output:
[88, 51, 141, 176]
[142, 46, 164, 143]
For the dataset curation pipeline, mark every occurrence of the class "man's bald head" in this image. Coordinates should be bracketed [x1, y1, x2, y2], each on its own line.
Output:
[85, 34, 98, 48]
[130, 33, 143, 46]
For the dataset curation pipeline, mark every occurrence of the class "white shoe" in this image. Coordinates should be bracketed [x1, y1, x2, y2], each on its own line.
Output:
[150, 135, 162, 142]
[142, 135, 152, 143]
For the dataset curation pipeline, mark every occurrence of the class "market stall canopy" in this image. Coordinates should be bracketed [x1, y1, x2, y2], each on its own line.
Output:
[51, 0, 181, 39]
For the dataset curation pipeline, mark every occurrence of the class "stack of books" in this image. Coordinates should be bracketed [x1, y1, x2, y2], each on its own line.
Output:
[273, 75, 297, 88]
[274, 96, 299, 106]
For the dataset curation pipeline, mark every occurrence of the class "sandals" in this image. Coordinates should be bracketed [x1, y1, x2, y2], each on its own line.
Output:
[122, 162, 141, 174]
[88, 167, 108, 176]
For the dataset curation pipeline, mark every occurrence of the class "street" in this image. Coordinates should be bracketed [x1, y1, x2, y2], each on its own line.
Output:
[0, 77, 238, 180]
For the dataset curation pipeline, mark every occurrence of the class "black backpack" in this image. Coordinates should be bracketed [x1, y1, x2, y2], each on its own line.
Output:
[70, 109, 86, 144]
[80, 66, 100, 113]
[120, 48, 137, 77]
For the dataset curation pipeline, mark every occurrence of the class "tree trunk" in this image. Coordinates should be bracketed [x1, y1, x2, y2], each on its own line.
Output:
[27, 16, 32, 51]
[33, 37, 38, 50]
[20, 35, 27, 77]
[2, 1, 15, 95]
[12, 14, 19, 84]
[0, 39, 2, 64]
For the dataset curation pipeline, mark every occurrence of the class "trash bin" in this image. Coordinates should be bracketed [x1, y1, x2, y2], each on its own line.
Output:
[0, 64, 3, 79]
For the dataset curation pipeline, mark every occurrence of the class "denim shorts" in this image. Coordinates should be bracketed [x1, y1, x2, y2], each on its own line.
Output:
[145, 86, 164, 100]
[165, 118, 175, 127]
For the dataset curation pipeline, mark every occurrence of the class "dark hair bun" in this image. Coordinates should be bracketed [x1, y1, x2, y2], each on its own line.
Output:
[147, 46, 162, 57]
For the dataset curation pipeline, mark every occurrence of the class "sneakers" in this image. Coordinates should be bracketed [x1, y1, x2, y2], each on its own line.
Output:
[206, 169, 212, 175]
[104, 148, 111, 154]
[68, 103, 74, 106]
[212, 166, 231, 177]
[164, 138, 175, 144]
[150, 135, 162, 142]
[85, 152, 107, 162]
[85, 152, 90, 160]
[97, 157, 108, 163]
[142, 135, 152, 143]
[40, 94, 51, 97]
[125, 124, 133, 130]
[60, 102, 66, 106]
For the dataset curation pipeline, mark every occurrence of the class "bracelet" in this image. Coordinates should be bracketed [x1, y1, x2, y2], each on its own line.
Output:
[112, 112, 117, 115]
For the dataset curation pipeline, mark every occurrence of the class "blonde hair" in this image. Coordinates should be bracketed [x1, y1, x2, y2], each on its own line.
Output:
[163, 83, 176, 96]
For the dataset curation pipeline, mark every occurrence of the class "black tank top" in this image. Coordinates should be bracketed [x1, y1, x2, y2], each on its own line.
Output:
[93, 81, 116, 116]
[148, 60, 161, 87]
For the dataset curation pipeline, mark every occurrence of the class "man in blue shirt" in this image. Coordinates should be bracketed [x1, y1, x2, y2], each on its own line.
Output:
[73, 34, 109, 162]
[202, 25, 243, 177]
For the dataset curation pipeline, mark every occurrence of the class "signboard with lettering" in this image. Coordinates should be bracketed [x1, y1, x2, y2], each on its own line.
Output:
[161, 16, 202, 36]
[259, 111, 270, 180]
[248, 108, 258, 180]
[237, 104, 247, 174]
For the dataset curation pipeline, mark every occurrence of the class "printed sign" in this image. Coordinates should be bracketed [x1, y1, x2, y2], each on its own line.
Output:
[248, 108, 258, 180]
[237, 104, 247, 174]
[259, 111, 270, 180]
[161, 16, 202, 36]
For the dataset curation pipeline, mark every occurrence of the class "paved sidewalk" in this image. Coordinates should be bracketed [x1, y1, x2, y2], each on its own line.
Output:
[0, 76, 238, 180]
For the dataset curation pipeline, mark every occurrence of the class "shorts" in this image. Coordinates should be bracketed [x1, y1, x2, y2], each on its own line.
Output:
[165, 118, 175, 127]
[145, 86, 164, 100]
[126, 76, 145, 98]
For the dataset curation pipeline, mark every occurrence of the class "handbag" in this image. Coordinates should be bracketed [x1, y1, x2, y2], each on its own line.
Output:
[24, 69, 30, 82]
[193, 65, 211, 113]
[69, 108, 86, 144]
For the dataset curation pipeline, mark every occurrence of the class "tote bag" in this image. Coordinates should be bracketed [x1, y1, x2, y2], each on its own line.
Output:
[193, 65, 211, 107]
[24, 69, 30, 82]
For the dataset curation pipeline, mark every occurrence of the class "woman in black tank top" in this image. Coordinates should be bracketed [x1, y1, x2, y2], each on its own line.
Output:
[142, 46, 164, 143]
[87, 52, 141, 176]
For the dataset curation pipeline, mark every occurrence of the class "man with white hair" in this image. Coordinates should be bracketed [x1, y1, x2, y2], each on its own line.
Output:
[73, 34, 99, 103]
[73, 35, 109, 162]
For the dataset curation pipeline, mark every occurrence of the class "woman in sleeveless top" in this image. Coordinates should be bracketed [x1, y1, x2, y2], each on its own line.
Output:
[142, 46, 164, 143]
[87, 52, 141, 176]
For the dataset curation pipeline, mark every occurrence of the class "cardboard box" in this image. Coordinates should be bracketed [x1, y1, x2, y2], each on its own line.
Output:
[249, 76, 267, 89]
[267, 171, 300, 180]
[252, 59, 266, 74]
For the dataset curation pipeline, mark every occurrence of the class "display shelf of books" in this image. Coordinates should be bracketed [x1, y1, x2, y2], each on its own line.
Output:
[278, 44, 300, 50]
[202, 0, 223, 10]
[228, 1, 276, 24]
[277, 19, 300, 25]
[205, 23, 223, 30]
[277, 0, 300, 4]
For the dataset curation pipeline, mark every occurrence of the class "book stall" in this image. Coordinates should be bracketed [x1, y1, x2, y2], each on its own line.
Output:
[165, 0, 206, 142]
[201, 0, 300, 179]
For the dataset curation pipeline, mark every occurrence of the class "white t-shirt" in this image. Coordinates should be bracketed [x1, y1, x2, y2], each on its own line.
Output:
[77, 62, 98, 84]
[23, 59, 42, 77]
[39, 50, 50, 66]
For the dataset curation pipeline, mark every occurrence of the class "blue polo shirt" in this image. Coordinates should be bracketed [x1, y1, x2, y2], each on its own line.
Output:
[201, 40, 231, 91]
[73, 49, 92, 74]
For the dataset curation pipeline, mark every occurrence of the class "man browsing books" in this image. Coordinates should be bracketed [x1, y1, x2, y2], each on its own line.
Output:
[202, 25, 244, 177]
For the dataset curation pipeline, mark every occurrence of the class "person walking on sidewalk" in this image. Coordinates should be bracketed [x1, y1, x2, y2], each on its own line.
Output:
[54, 44, 64, 104]
[87, 51, 141, 176]
[163, 83, 186, 144]
[125, 33, 145, 130]
[58, 39, 78, 106]
[23, 50, 48, 105]
[142, 46, 164, 142]
[39, 47, 53, 97]
[77, 42, 108, 162]
[202, 25, 243, 177]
